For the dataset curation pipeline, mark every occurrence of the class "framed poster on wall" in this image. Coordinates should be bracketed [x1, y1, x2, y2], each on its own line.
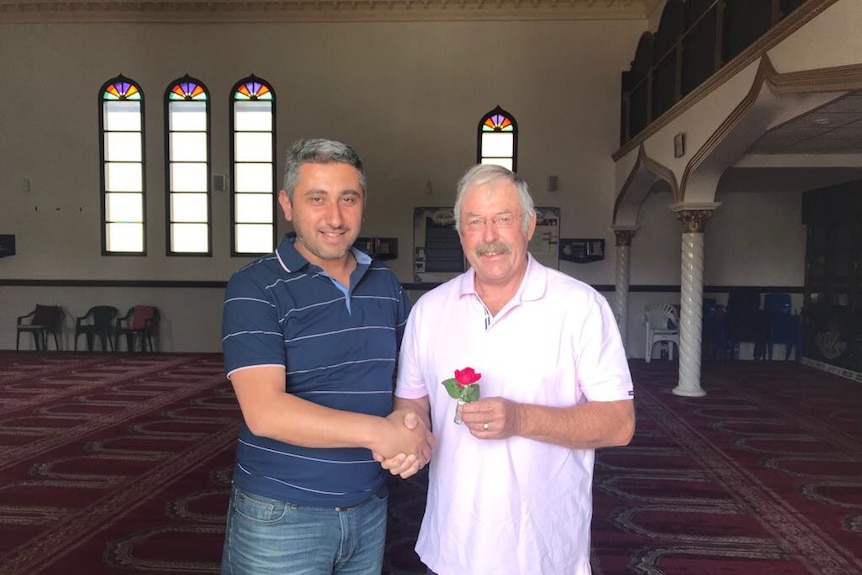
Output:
[412, 207, 462, 283]
[412, 206, 560, 283]
[530, 207, 561, 270]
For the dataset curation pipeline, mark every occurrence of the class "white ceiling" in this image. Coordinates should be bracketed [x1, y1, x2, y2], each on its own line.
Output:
[724, 92, 862, 195]
[749, 92, 862, 155]
[719, 166, 862, 195]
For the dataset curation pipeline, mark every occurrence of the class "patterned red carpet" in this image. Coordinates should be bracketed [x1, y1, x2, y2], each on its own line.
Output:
[590, 360, 862, 575]
[0, 352, 235, 575]
[0, 353, 860, 574]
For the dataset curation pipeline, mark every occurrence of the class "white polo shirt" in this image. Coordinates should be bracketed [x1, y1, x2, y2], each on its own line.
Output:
[396, 254, 634, 575]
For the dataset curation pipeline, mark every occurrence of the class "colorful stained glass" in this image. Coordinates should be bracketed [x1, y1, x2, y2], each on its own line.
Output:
[104, 81, 141, 101]
[170, 81, 207, 101]
[483, 114, 513, 132]
[101, 75, 145, 254]
[235, 80, 273, 101]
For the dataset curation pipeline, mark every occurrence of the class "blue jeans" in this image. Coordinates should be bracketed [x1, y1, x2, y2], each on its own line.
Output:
[221, 484, 388, 575]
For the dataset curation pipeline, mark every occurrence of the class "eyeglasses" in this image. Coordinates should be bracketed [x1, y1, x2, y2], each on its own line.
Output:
[463, 212, 522, 232]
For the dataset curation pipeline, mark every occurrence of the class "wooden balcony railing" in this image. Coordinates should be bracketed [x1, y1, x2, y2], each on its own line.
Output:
[620, 0, 804, 146]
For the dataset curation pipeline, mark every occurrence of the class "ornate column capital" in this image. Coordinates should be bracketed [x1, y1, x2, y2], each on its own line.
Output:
[612, 227, 637, 247]
[670, 203, 720, 233]
[676, 210, 713, 233]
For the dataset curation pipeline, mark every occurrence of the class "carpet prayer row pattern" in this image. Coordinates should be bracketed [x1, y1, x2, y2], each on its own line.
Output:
[0, 353, 859, 574]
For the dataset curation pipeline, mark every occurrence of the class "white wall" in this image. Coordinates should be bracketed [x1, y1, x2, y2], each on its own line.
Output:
[0, 19, 649, 279]
[0, 17, 650, 351]
[620, 185, 806, 357]
[0, 16, 815, 354]
[624, 187, 807, 287]
[706, 189, 806, 287]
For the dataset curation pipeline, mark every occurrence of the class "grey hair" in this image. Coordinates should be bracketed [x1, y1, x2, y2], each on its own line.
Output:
[282, 138, 366, 201]
[453, 164, 534, 233]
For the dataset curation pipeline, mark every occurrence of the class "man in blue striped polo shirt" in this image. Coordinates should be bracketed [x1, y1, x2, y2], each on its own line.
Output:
[220, 138, 433, 575]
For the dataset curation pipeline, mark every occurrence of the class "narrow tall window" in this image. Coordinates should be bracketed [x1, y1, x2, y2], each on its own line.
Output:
[477, 105, 518, 172]
[230, 75, 276, 255]
[165, 75, 211, 255]
[100, 75, 145, 254]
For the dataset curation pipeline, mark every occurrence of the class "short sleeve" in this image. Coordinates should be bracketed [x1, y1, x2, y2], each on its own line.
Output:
[573, 292, 634, 402]
[222, 271, 286, 377]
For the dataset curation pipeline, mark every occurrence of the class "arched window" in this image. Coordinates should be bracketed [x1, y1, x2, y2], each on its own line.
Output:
[165, 75, 211, 255]
[477, 105, 518, 172]
[230, 75, 276, 255]
[99, 75, 145, 254]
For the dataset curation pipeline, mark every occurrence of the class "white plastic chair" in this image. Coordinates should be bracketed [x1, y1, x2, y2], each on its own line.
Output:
[643, 304, 680, 362]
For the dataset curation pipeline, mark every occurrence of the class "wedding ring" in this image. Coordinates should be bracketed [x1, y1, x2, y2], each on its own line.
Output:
[483, 423, 489, 430]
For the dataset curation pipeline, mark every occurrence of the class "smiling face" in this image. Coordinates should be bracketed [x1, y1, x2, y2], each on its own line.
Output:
[278, 161, 364, 272]
[458, 176, 536, 296]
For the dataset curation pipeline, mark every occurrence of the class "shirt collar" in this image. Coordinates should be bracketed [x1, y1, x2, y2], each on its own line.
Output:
[275, 232, 371, 274]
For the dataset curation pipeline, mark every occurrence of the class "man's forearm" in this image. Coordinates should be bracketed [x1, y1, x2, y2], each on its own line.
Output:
[517, 399, 634, 449]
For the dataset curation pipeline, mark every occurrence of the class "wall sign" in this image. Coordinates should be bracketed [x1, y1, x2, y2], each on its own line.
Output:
[559, 238, 605, 263]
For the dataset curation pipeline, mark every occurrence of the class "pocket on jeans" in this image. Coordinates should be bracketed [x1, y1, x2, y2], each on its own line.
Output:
[372, 484, 389, 502]
[232, 487, 289, 523]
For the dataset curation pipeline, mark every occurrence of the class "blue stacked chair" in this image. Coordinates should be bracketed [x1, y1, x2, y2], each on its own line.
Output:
[702, 297, 726, 359]
[725, 288, 768, 360]
[764, 293, 801, 360]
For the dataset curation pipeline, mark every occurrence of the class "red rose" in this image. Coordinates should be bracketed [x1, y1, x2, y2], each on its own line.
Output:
[454, 367, 482, 387]
[443, 367, 482, 423]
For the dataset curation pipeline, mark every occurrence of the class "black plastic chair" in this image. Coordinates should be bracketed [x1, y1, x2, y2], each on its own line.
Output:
[116, 306, 159, 352]
[16, 305, 64, 351]
[74, 306, 119, 351]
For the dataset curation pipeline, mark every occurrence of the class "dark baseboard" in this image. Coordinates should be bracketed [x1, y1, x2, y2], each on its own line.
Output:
[0, 279, 804, 293]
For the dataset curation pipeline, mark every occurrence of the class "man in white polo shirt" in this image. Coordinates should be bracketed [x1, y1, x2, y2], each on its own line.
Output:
[391, 163, 635, 575]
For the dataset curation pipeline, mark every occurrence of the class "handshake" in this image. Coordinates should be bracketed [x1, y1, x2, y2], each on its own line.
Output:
[371, 408, 434, 479]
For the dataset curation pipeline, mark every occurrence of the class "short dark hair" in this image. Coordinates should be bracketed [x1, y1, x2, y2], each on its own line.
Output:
[282, 138, 366, 201]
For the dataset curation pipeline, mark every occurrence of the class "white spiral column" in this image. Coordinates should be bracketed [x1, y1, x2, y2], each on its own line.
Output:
[613, 229, 636, 353]
[672, 208, 715, 397]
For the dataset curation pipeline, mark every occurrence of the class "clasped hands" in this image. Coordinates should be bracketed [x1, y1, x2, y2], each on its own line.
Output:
[373, 398, 521, 478]
[372, 409, 434, 479]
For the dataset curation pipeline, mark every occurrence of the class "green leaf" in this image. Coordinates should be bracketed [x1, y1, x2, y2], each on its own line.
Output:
[460, 384, 480, 403]
[441, 378, 461, 399]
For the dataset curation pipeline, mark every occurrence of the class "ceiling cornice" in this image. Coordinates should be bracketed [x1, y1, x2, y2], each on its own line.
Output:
[0, 0, 650, 23]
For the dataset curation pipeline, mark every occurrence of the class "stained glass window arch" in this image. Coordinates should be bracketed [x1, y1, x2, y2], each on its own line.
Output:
[230, 75, 277, 256]
[477, 105, 518, 172]
[164, 74, 211, 255]
[99, 74, 146, 255]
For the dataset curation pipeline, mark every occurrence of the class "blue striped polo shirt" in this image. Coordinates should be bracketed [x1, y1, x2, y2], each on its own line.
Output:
[222, 232, 410, 507]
